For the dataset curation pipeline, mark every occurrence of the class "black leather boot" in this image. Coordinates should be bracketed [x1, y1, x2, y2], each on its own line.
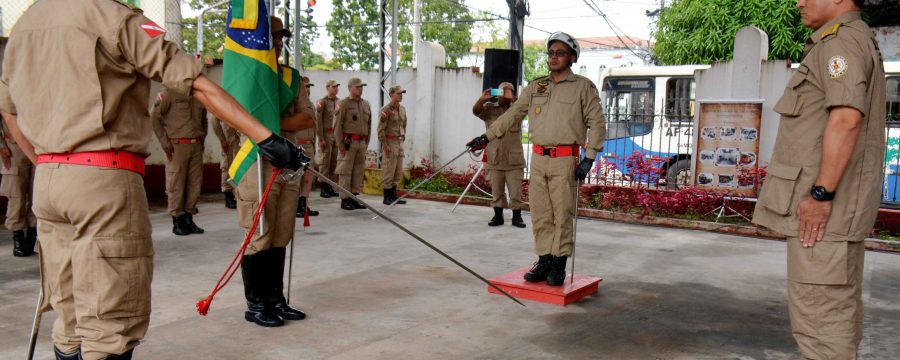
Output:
[546, 256, 568, 286]
[172, 215, 190, 236]
[511, 210, 526, 228]
[13, 230, 32, 257]
[27, 226, 38, 249]
[267, 247, 306, 320]
[488, 207, 504, 227]
[340, 198, 355, 210]
[296, 197, 319, 217]
[241, 250, 284, 327]
[382, 189, 392, 205]
[320, 183, 334, 198]
[54, 347, 80, 360]
[224, 191, 237, 209]
[185, 214, 205, 234]
[103, 348, 134, 359]
[391, 187, 406, 204]
[326, 183, 340, 197]
[351, 193, 366, 209]
[523, 255, 553, 283]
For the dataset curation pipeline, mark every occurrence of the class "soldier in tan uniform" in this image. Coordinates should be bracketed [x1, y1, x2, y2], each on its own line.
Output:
[472, 82, 527, 228]
[0, 2, 307, 358]
[212, 114, 241, 209]
[235, 16, 312, 328]
[151, 88, 208, 236]
[0, 121, 37, 256]
[292, 76, 319, 217]
[315, 79, 341, 198]
[468, 32, 604, 286]
[334, 77, 372, 210]
[378, 85, 408, 205]
[753, 1, 884, 358]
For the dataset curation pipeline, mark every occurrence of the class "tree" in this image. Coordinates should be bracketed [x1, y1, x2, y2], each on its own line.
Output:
[181, 0, 229, 60]
[522, 44, 548, 84]
[395, 0, 475, 68]
[326, 0, 380, 70]
[652, 0, 811, 65]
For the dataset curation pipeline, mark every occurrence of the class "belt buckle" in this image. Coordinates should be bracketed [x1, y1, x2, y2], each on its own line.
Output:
[549, 147, 557, 157]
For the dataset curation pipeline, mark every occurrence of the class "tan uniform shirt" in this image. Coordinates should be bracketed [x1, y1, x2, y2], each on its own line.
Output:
[316, 96, 338, 141]
[281, 72, 317, 143]
[486, 72, 606, 159]
[333, 97, 372, 141]
[754, 11, 886, 242]
[377, 103, 407, 142]
[211, 116, 240, 147]
[151, 89, 208, 149]
[0, 0, 203, 156]
[478, 102, 526, 171]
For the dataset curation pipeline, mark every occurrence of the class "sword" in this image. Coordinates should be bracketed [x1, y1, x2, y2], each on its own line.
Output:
[372, 148, 473, 220]
[27, 288, 43, 360]
[571, 181, 581, 285]
[310, 167, 525, 307]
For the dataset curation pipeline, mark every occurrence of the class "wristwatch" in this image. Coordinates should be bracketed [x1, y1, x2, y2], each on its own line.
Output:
[810, 185, 836, 201]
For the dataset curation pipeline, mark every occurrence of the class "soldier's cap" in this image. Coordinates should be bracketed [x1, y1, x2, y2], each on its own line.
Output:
[270, 16, 292, 38]
[348, 78, 367, 87]
[326, 80, 340, 87]
[389, 85, 406, 94]
[498, 82, 514, 91]
[302, 76, 314, 87]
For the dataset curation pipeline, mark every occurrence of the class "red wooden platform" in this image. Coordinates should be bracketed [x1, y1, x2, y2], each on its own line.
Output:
[487, 267, 602, 306]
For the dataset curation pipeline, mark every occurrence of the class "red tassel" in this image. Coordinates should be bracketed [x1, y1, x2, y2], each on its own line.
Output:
[196, 297, 212, 316]
[303, 208, 311, 228]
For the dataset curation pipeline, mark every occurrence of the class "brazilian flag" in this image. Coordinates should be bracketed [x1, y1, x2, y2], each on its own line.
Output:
[225, 0, 282, 185]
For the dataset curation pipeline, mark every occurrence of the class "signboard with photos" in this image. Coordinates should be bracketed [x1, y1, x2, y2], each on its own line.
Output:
[692, 101, 763, 197]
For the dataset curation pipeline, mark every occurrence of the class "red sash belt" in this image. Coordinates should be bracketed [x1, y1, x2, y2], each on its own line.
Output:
[346, 134, 368, 141]
[37, 150, 146, 175]
[296, 139, 314, 145]
[170, 137, 201, 144]
[533, 144, 580, 158]
[385, 135, 402, 141]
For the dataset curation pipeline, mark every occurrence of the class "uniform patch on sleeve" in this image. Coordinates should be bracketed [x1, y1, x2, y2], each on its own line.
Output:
[316, 100, 323, 109]
[141, 21, 166, 38]
[827, 56, 848, 79]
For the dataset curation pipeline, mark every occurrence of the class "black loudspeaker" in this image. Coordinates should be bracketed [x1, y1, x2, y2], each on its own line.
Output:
[483, 48, 521, 93]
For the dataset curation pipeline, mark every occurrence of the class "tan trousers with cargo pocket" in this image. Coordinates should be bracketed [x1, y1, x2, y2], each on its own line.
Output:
[528, 154, 577, 256]
[235, 161, 300, 255]
[1, 142, 36, 230]
[381, 140, 404, 189]
[317, 132, 339, 184]
[166, 142, 203, 217]
[488, 168, 524, 210]
[337, 139, 367, 198]
[33, 163, 153, 360]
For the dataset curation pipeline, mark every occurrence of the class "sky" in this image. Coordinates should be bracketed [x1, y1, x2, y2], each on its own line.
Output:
[183, 0, 663, 56]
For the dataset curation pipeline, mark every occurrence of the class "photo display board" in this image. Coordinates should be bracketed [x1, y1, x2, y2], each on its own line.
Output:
[693, 101, 763, 197]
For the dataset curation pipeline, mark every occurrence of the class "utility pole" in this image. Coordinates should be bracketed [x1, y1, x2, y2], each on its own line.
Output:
[413, 0, 422, 64]
[378, 0, 399, 111]
[506, 0, 528, 87]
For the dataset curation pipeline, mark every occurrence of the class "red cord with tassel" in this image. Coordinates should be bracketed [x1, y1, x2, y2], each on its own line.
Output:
[303, 169, 312, 228]
[197, 168, 282, 316]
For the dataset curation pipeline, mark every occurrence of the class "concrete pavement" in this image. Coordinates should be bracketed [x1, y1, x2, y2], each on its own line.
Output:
[1, 194, 899, 359]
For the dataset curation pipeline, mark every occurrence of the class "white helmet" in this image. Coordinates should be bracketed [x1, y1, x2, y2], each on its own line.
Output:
[546, 31, 580, 61]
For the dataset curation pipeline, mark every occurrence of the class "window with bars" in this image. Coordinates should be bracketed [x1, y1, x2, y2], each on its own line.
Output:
[664, 77, 695, 123]
[888, 76, 899, 123]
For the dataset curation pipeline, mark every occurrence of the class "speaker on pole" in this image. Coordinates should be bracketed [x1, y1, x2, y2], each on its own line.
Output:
[483, 48, 521, 93]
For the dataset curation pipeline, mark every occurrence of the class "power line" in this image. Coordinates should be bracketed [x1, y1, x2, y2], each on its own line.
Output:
[581, 0, 646, 59]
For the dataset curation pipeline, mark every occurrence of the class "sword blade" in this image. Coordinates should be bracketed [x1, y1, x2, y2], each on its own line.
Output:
[372, 148, 472, 220]
[310, 168, 524, 307]
[27, 288, 43, 360]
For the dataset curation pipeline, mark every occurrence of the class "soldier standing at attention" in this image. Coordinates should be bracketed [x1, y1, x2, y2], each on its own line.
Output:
[212, 114, 241, 209]
[0, 121, 37, 256]
[234, 16, 313, 328]
[151, 87, 208, 236]
[0, 1, 307, 358]
[467, 32, 604, 286]
[315, 79, 341, 198]
[753, 0, 885, 357]
[292, 76, 319, 217]
[471, 82, 527, 228]
[334, 78, 372, 211]
[378, 85, 408, 205]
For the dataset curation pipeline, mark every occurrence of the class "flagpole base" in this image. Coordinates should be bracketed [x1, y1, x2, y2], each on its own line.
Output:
[487, 267, 602, 306]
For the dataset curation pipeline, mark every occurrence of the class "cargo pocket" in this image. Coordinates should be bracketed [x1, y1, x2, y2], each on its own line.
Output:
[773, 68, 808, 117]
[508, 146, 526, 168]
[90, 237, 154, 319]
[788, 240, 849, 285]
[759, 162, 802, 215]
[486, 146, 500, 166]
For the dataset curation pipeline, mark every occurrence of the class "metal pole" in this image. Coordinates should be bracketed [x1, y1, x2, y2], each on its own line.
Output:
[571, 181, 580, 284]
[293, 0, 302, 67]
[27, 288, 43, 360]
[451, 162, 486, 213]
[390, 0, 398, 87]
[197, 0, 229, 57]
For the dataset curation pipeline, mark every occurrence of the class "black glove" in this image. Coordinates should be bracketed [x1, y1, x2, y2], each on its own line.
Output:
[574, 157, 594, 182]
[466, 134, 489, 151]
[257, 134, 309, 171]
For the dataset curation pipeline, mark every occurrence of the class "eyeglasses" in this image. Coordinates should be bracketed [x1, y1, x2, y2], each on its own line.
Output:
[546, 50, 571, 58]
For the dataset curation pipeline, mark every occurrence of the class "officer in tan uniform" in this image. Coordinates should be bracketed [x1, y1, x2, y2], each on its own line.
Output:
[378, 85, 408, 205]
[211, 114, 241, 209]
[467, 32, 604, 286]
[753, 1, 884, 358]
[472, 82, 527, 228]
[151, 88, 208, 236]
[334, 77, 372, 210]
[0, 121, 37, 256]
[315, 79, 341, 198]
[292, 76, 319, 217]
[0, 1, 307, 358]
[235, 16, 312, 328]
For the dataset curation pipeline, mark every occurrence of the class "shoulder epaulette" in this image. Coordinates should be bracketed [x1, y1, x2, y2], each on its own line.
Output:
[821, 23, 841, 41]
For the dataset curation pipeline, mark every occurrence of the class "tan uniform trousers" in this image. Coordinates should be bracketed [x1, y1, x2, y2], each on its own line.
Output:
[381, 140, 404, 189]
[1, 142, 36, 230]
[317, 133, 339, 183]
[488, 168, 524, 210]
[337, 139, 367, 198]
[33, 164, 153, 359]
[165, 142, 203, 216]
[220, 138, 240, 192]
[298, 142, 315, 197]
[235, 161, 300, 255]
[529, 154, 577, 256]
[787, 238, 864, 360]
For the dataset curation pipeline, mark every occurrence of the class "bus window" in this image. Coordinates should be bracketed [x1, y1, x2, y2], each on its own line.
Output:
[665, 77, 695, 123]
[888, 76, 899, 122]
[602, 77, 655, 139]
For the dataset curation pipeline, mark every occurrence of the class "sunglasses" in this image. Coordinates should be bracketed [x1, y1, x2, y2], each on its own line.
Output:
[546, 50, 572, 58]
